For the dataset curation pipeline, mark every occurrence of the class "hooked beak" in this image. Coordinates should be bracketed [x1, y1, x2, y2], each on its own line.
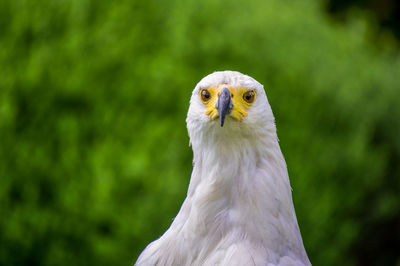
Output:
[215, 87, 234, 127]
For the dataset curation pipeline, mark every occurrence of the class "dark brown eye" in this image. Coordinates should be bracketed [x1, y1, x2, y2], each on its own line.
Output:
[200, 89, 211, 102]
[243, 90, 255, 103]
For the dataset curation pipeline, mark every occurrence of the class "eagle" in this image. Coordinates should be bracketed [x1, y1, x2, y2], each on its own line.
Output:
[135, 71, 311, 266]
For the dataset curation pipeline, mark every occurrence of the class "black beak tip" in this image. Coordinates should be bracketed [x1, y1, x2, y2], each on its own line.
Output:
[220, 117, 225, 127]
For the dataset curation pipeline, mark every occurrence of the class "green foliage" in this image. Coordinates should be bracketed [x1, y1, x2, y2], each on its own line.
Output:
[0, 0, 399, 265]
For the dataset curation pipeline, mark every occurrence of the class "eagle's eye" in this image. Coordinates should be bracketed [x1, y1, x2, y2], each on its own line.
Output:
[243, 90, 255, 104]
[200, 89, 211, 102]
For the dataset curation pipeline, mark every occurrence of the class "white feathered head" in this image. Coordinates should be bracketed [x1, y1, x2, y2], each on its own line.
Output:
[186, 71, 276, 149]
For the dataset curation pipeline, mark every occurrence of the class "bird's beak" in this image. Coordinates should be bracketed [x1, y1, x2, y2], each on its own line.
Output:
[215, 87, 234, 127]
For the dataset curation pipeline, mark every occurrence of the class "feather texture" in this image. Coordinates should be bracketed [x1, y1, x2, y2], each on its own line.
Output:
[136, 71, 311, 266]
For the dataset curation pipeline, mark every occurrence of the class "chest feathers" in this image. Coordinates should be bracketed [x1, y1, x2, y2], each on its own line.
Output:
[136, 130, 309, 266]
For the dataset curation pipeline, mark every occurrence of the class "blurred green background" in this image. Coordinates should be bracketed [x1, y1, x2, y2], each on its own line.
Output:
[1, 0, 399, 265]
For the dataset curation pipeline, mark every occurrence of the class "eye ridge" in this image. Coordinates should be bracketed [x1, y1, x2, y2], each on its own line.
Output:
[200, 89, 211, 102]
[243, 90, 255, 103]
